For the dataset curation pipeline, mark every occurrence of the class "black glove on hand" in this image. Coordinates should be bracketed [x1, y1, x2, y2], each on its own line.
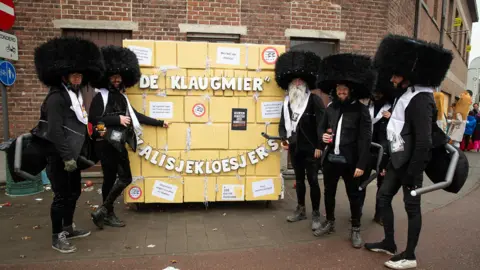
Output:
[64, 159, 77, 172]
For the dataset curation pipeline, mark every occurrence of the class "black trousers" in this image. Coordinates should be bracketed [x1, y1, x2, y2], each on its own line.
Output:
[289, 145, 321, 211]
[322, 160, 363, 227]
[95, 140, 133, 212]
[379, 163, 422, 257]
[47, 155, 82, 234]
[360, 163, 385, 218]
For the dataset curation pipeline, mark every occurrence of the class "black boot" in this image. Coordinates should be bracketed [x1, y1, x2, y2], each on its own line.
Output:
[104, 210, 126, 227]
[286, 205, 307, 222]
[92, 181, 127, 229]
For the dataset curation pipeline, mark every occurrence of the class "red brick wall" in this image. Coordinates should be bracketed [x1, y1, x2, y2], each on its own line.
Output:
[0, 0, 471, 139]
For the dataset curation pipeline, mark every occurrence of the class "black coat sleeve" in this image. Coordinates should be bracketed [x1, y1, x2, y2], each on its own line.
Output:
[279, 104, 287, 140]
[46, 94, 74, 161]
[406, 94, 434, 177]
[88, 94, 120, 126]
[133, 108, 164, 126]
[312, 94, 326, 149]
[356, 104, 372, 170]
[318, 106, 330, 150]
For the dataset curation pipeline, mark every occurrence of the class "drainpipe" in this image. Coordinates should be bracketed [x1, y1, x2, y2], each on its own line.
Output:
[413, 0, 420, 38]
[439, 0, 447, 47]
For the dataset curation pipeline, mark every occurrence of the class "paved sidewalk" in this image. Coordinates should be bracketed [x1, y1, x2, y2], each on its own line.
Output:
[0, 152, 479, 269]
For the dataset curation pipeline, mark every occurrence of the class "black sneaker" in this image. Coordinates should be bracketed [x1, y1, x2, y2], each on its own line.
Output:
[384, 252, 417, 269]
[364, 240, 397, 255]
[104, 211, 126, 227]
[313, 220, 335, 237]
[52, 232, 77, 254]
[63, 223, 91, 239]
[311, 211, 321, 231]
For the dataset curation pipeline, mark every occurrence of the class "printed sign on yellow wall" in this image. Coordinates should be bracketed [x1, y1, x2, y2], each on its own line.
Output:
[122, 40, 286, 205]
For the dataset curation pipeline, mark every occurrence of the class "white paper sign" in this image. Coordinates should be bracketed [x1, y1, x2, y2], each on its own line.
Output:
[152, 180, 178, 201]
[150, 102, 173, 119]
[221, 185, 244, 201]
[252, 179, 275, 198]
[261, 101, 283, 119]
[216, 47, 241, 65]
[127, 45, 153, 66]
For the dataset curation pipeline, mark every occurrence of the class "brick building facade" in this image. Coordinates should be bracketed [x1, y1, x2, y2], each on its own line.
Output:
[0, 0, 477, 139]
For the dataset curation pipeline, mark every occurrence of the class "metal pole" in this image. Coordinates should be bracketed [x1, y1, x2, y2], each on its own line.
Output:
[1, 83, 9, 141]
[413, 0, 420, 38]
[439, 0, 447, 47]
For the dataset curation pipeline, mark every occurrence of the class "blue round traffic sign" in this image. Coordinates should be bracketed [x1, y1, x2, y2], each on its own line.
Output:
[0, 60, 16, 86]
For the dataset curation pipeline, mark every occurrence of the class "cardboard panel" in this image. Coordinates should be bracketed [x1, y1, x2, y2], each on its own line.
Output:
[144, 177, 184, 203]
[256, 97, 284, 123]
[190, 124, 229, 150]
[123, 40, 155, 67]
[238, 97, 256, 123]
[167, 123, 189, 150]
[144, 95, 184, 123]
[166, 68, 188, 96]
[155, 41, 177, 67]
[183, 176, 216, 202]
[208, 43, 246, 69]
[245, 177, 281, 201]
[209, 97, 239, 123]
[216, 176, 245, 201]
[186, 69, 214, 96]
[185, 96, 210, 123]
[229, 124, 266, 149]
[177, 41, 208, 69]
[258, 45, 286, 70]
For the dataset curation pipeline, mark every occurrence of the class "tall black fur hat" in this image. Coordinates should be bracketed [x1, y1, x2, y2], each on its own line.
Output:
[274, 51, 321, 90]
[373, 34, 453, 87]
[34, 36, 104, 87]
[91, 45, 141, 89]
[317, 53, 376, 99]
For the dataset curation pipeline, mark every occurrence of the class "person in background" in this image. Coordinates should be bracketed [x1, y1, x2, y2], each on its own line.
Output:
[276, 51, 324, 232]
[314, 53, 374, 248]
[471, 102, 479, 115]
[461, 111, 476, 151]
[447, 91, 472, 148]
[472, 111, 480, 152]
[33, 36, 105, 253]
[89, 46, 169, 229]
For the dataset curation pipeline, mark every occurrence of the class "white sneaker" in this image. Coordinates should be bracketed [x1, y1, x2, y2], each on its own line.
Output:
[385, 257, 417, 269]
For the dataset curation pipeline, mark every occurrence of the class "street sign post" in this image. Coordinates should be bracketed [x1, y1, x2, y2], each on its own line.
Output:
[0, 0, 15, 31]
[0, 31, 18, 61]
[0, 60, 15, 140]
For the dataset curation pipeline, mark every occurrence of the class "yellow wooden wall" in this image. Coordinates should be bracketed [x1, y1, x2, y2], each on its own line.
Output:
[121, 40, 286, 204]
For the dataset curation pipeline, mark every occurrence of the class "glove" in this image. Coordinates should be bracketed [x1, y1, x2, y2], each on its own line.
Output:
[64, 159, 77, 172]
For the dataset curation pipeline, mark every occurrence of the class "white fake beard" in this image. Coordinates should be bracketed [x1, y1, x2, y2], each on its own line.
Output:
[288, 81, 308, 111]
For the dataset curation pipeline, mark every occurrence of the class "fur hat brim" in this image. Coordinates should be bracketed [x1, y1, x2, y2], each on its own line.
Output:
[274, 51, 321, 90]
[373, 34, 453, 87]
[34, 36, 105, 87]
[374, 70, 396, 103]
[317, 53, 376, 99]
[91, 46, 141, 89]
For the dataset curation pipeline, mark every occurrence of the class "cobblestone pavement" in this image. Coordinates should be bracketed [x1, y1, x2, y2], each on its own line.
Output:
[0, 152, 479, 269]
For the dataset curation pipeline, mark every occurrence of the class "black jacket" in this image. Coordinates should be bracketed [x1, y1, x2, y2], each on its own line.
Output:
[390, 91, 435, 177]
[369, 101, 392, 170]
[279, 94, 325, 152]
[88, 90, 164, 151]
[319, 100, 372, 170]
[31, 86, 88, 162]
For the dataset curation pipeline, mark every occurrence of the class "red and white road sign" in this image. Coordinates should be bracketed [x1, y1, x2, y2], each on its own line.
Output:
[0, 0, 15, 31]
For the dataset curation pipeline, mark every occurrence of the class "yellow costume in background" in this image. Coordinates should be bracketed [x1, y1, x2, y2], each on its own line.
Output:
[434, 92, 447, 133]
[448, 91, 472, 147]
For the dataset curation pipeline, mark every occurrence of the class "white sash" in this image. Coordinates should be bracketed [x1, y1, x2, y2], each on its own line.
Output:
[283, 92, 311, 138]
[369, 103, 392, 125]
[64, 84, 88, 125]
[97, 88, 143, 139]
[387, 86, 433, 152]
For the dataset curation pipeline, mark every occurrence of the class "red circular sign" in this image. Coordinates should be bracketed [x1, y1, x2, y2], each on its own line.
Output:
[262, 47, 279, 65]
[192, 103, 206, 117]
[128, 186, 142, 200]
[0, 0, 15, 31]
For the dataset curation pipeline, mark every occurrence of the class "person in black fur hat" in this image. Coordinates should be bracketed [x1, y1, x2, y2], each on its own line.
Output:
[276, 51, 325, 231]
[359, 71, 396, 226]
[33, 36, 105, 253]
[364, 34, 453, 270]
[313, 53, 374, 249]
[88, 46, 169, 229]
